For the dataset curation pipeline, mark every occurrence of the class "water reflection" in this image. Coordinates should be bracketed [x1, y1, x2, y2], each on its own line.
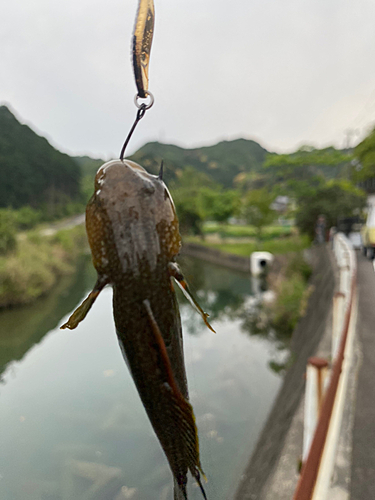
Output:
[0, 256, 96, 382]
[178, 257, 290, 372]
[0, 256, 285, 500]
[177, 256, 255, 333]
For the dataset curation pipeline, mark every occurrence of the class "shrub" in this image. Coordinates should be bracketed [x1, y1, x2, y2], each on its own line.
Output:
[14, 206, 42, 230]
[0, 209, 17, 255]
[270, 252, 312, 337]
[0, 225, 87, 308]
[272, 274, 307, 336]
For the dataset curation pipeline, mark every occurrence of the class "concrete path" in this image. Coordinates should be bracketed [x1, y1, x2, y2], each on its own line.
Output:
[350, 253, 375, 499]
[40, 213, 85, 236]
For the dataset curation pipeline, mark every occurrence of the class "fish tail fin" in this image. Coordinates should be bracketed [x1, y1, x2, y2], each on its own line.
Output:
[174, 476, 188, 500]
[61, 276, 107, 330]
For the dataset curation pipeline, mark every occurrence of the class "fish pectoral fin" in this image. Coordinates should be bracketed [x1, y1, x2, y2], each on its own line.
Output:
[168, 262, 215, 333]
[143, 299, 207, 500]
[143, 299, 182, 397]
[61, 276, 108, 330]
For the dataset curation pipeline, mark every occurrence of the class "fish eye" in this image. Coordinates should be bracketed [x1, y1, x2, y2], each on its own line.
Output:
[141, 185, 155, 196]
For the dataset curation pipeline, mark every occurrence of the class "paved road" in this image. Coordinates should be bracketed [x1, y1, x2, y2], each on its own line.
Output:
[350, 252, 375, 499]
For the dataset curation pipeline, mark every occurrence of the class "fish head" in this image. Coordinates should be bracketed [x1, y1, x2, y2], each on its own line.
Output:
[86, 159, 181, 277]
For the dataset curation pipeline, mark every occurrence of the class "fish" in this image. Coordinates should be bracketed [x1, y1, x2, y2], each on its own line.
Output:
[61, 159, 214, 499]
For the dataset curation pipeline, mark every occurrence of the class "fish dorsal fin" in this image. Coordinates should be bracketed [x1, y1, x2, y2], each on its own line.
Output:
[61, 276, 108, 330]
[158, 160, 164, 180]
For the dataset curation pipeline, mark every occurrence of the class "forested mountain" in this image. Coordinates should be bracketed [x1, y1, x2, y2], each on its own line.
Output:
[0, 102, 356, 213]
[128, 139, 270, 187]
[73, 155, 104, 177]
[75, 139, 270, 188]
[0, 106, 81, 208]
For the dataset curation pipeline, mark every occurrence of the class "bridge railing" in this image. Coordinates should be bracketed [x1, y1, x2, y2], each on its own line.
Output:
[293, 234, 357, 500]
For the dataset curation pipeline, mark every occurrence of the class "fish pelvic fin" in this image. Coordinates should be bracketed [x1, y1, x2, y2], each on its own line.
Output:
[61, 276, 108, 330]
[168, 262, 215, 333]
[143, 299, 207, 498]
[175, 467, 207, 500]
[174, 469, 207, 500]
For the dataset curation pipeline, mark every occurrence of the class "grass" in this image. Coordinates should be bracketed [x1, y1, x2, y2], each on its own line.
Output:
[203, 223, 294, 239]
[0, 225, 88, 308]
[185, 234, 310, 256]
[271, 273, 312, 337]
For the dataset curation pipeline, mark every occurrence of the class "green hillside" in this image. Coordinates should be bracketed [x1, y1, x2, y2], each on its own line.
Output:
[128, 138, 270, 187]
[76, 138, 353, 196]
[73, 155, 104, 177]
[0, 106, 81, 209]
[0, 102, 356, 213]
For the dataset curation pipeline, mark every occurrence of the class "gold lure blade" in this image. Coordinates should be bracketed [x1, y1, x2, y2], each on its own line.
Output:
[132, 0, 155, 98]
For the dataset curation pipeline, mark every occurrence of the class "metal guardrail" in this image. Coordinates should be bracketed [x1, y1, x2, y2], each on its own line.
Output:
[293, 234, 357, 500]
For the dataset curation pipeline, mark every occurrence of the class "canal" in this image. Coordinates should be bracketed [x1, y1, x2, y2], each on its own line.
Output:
[0, 255, 285, 500]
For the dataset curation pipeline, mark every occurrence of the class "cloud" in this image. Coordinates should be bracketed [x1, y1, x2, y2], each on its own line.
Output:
[2, 0, 375, 157]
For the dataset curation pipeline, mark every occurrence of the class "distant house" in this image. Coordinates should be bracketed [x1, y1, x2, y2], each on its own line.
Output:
[271, 196, 291, 214]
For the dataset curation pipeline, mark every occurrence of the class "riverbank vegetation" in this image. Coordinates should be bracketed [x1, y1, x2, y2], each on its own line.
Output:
[239, 250, 313, 377]
[184, 231, 310, 256]
[268, 252, 313, 337]
[0, 225, 87, 308]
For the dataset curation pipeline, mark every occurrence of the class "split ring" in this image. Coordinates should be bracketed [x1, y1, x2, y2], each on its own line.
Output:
[134, 91, 154, 110]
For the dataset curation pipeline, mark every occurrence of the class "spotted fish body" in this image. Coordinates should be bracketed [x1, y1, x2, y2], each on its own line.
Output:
[62, 159, 209, 499]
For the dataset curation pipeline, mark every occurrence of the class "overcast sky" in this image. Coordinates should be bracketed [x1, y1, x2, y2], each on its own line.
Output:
[2, 0, 375, 159]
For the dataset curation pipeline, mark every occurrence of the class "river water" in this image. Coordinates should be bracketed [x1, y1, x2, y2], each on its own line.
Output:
[0, 256, 284, 500]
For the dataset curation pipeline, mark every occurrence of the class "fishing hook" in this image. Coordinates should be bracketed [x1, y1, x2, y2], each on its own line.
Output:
[119, 92, 154, 161]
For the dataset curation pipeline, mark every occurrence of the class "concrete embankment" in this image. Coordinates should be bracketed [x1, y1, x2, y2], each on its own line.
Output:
[180, 242, 250, 272]
[234, 246, 335, 500]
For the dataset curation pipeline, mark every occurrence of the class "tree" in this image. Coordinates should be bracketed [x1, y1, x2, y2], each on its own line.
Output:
[353, 127, 375, 182]
[263, 146, 352, 192]
[169, 167, 214, 236]
[0, 209, 17, 255]
[0, 106, 81, 211]
[199, 187, 241, 223]
[242, 189, 275, 238]
[295, 181, 366, 240]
